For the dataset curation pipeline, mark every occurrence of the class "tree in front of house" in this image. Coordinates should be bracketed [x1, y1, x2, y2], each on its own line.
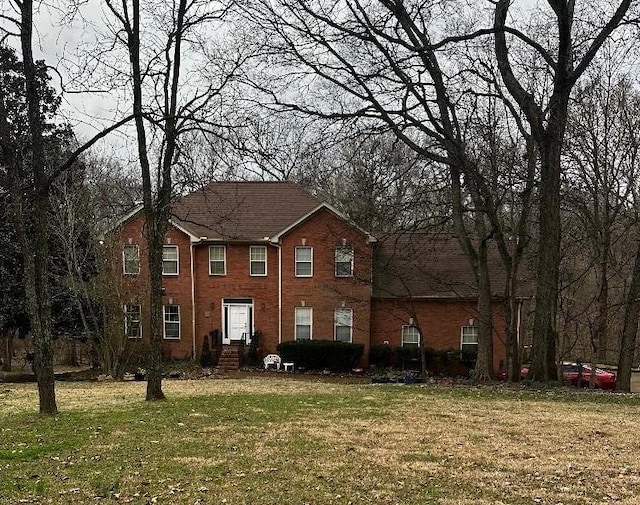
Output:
[0, 37, 74, 412]
[102, 0, 243, 399]
[494, 0, 633, 382]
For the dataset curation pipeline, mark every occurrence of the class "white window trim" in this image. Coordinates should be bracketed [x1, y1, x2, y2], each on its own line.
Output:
[335, 246, 354, 278]
[250, 245, 268, 277]
[334, 308, 353, 342]
[162, 245, 179, 276]
[460, 326, 479, 349]
[163, 305, 181, 340]
[209, 245, 227, 275]
[295, 306, 313, 340]
[401, 325, 420, 347]
[122, 244, 140, 275]
[124, 304, 142, 339]
[295, 246, 313, 277]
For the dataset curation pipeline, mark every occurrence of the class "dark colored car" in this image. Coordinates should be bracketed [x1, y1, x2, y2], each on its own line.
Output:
[499, 362, 616, 389]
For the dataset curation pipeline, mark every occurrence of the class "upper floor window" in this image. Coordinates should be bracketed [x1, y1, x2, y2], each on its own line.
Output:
[124, 304, 142, 339]
[402, 325, 420, 348]
[162, 245, 179, 275]
[209, 245, 226, 275]
[295, 246, 313, 277]
[123, 244, 140, 275]
[334, 308, 353, 342]
[335, 246, 354, 277]
[250, 246, 267, 276]
[163, 305, 180, 339]
[295, 307, 312, 340]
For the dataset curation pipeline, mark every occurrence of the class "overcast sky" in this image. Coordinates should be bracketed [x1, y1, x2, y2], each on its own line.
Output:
[1, 0, 137, 162]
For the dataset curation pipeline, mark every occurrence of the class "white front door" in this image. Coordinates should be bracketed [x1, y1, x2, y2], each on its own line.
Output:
[224, 304, 252, 344]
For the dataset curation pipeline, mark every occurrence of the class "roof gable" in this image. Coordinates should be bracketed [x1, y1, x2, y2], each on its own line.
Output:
[269, 202, 377, 243]
[171, 182, 321, 241]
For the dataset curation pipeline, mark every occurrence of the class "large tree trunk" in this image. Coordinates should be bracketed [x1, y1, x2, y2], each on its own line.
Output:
[448, 165, 495, 381]
[595, 238, 610, 364]
[145, 216, 167, 401]
[529, 128, 565, 383]
[616, 238, 640, 391]
[1, 329, 14, 372]
[475, 232, 494, 381]
[503, 280, 520, 383]
[20, 0, 58, 414]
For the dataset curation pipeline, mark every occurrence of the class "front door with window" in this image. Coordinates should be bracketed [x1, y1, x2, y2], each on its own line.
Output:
[223, 300, 253, 344]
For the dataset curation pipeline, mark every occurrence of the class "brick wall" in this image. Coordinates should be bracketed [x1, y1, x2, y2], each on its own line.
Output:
[192, 242, 280, 357]
[371, 298, 507, 372]
[116, 215, 195, 360]
[280, 208, 373, 364]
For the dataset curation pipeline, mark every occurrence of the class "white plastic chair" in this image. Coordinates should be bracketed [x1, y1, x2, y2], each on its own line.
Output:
[263, 354, 282, 370]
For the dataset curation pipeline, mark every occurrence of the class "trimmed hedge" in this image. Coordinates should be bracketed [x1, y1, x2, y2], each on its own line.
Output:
[369, 344, 472, 376]
[277, 340, 364, 371]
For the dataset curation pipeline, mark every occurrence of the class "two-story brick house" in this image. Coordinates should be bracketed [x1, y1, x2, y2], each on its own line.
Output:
[113, 182, 375, 364]
[112, 181, 522, 371]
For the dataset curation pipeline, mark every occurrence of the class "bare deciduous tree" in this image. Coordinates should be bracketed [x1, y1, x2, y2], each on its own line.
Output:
[494, 0, 632, 381]
[103, 0, 242, 399]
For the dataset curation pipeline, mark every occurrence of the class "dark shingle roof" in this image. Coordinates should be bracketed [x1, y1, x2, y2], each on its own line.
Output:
[373, 233, 533, 299]
[171, 182, 321, 240]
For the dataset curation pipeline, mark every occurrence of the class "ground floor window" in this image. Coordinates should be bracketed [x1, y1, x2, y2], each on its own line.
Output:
[295, 307, 312, 340]
[163, 305, 180, 339]
[401, 325, 420, 347]
[124, 304, 141, 339]
[334, 308, 353, 342]
[461, 326, 478, 361]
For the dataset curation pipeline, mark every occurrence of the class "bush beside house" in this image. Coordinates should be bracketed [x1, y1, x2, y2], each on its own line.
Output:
[369, 344, 472, 376]
[277, 340, 364, 371]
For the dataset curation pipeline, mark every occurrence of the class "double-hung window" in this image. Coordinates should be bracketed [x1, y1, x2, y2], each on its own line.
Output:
[124, 304, 142, 339]
[401, 325, 420, 348]
[335, 246, 354, 277]
[295, 307, 312, 340]
[163, 305, 180, 339]
[250, 246, 267, 276]
[162, 245, 179, 275]
[295, 246, 313, 277]
[123, 244, 140, 275]
[334, 308, 353, 342]
[209, 245, 226, 275]
[461, 326, 478, 361]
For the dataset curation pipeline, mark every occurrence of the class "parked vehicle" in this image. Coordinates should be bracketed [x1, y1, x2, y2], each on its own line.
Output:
[499, 362, 616, 389]
[559, 362, 616, 390]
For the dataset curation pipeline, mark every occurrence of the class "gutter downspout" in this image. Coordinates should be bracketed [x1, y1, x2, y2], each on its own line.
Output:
[276, 243, 282, 344]
[516, 298, 523, 354]
[190, 241, 196, 360]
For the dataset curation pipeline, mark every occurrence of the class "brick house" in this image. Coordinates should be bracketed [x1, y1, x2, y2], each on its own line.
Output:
[111, 181, 526, 371]
[112, 182, 375, 365]
[371, 234, 525, 372]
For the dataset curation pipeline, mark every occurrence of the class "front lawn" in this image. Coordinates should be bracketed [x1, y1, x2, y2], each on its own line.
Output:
[1, 377, 639, 504]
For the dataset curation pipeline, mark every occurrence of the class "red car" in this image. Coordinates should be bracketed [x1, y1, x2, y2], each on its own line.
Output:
[559, 362, 616, 390]
[500, 362, 616, 389]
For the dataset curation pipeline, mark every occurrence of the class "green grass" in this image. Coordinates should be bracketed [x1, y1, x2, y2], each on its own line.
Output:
[1, 377, 639, 504]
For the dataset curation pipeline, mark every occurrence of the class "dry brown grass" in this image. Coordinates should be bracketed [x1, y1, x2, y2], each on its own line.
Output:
[1, 376, 639, 504]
